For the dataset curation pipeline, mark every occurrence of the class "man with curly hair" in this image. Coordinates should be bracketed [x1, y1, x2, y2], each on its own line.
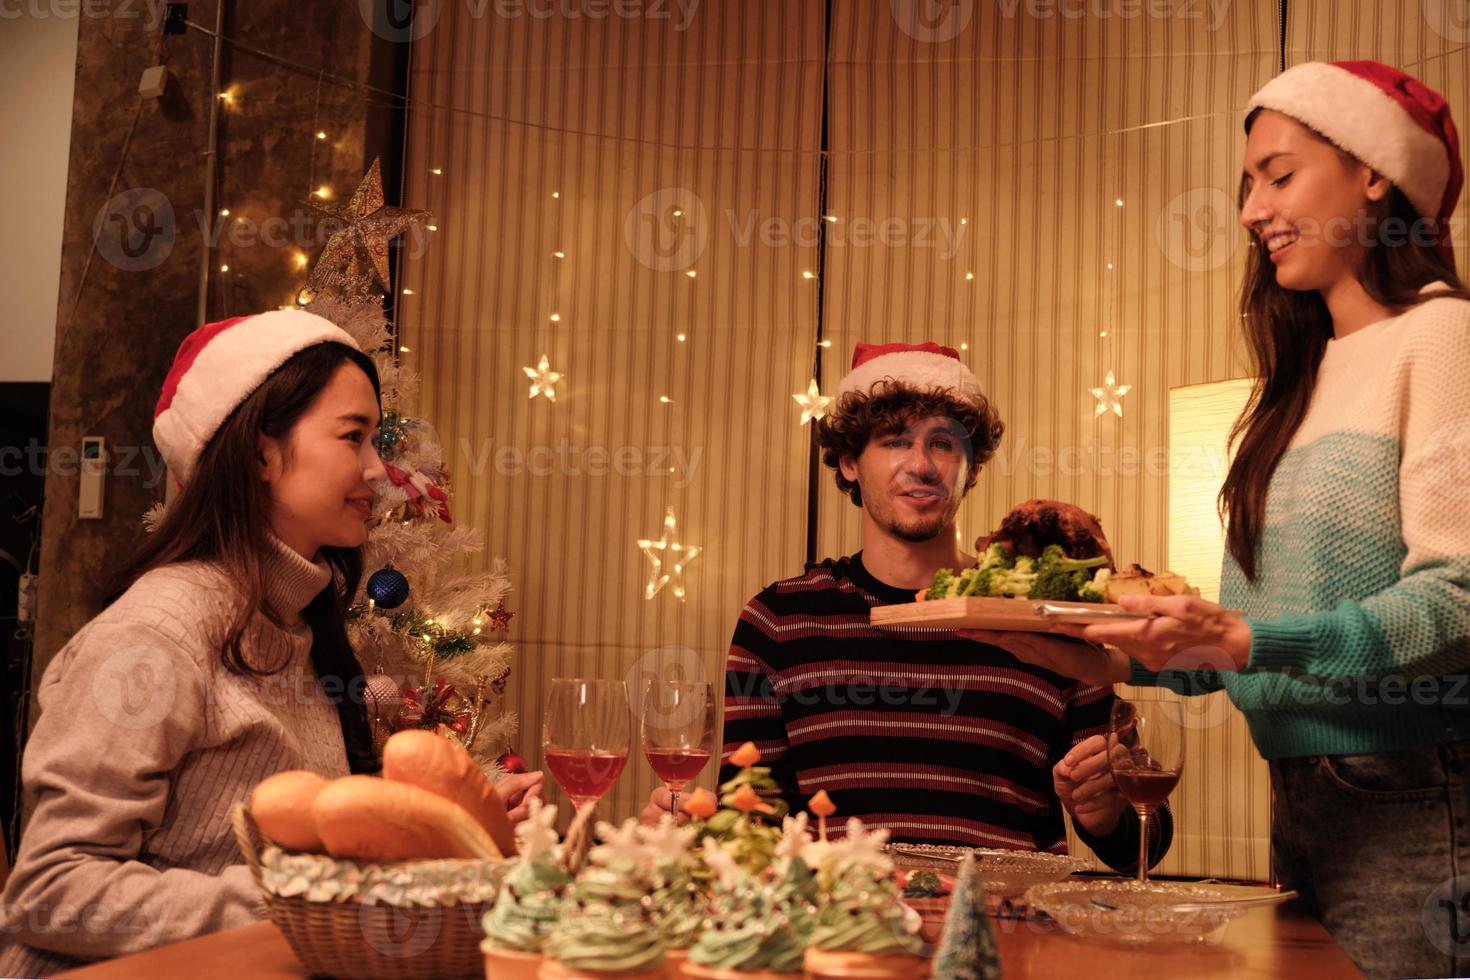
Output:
[643, 342, 1169, 873]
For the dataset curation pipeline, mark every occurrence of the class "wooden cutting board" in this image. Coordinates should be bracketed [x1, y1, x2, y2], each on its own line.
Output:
[870, 596, 1146, 633]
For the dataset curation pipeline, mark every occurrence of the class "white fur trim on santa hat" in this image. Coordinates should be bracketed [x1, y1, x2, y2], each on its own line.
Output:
[152, 309, 359, 483]
[1248, 61, 1451, 222]
[836, 350, 982, 404]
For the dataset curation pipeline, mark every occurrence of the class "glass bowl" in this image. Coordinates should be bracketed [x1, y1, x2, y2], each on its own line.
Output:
[1023, 879, 1249, 946]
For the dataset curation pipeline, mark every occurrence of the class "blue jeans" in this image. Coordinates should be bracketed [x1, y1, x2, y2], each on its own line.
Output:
[1270, 739, 1470, 979]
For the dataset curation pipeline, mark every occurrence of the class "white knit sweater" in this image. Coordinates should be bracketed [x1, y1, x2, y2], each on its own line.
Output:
[0, 538, 350, 975]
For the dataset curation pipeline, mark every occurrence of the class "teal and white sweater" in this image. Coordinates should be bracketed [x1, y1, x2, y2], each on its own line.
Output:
[1136, 286, 1470, 760]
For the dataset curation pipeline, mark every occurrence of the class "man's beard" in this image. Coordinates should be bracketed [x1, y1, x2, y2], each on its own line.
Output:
[882, 507, 951, 543]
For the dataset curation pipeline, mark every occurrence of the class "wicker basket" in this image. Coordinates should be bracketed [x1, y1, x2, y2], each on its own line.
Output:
[231, 803, 498, 980]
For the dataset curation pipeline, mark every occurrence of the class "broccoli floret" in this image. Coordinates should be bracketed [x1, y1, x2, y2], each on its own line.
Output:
[977, 542, 1012, 571]
[1029, 547, 1111, 600]
[987, 565, 1038, 598]
[1077, 567, 1111, 603]
[926, 568, 957, 600]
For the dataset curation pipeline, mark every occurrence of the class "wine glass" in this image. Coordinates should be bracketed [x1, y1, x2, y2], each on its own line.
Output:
[1107, 697, 1185, 883]
[542, 678, 631, 811]
[641, 679, 715, 814]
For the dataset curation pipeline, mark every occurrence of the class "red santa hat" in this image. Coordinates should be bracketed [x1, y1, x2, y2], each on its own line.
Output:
[1246, 59, 1462, 263]
[836, 341, 983, 405]
[153, 309, 360, 483]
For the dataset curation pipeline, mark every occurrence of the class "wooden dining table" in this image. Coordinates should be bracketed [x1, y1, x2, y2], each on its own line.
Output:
[57, 903, 1361, 979]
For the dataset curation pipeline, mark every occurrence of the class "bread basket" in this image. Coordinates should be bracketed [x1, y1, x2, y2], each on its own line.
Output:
[231, 802, 508, 979]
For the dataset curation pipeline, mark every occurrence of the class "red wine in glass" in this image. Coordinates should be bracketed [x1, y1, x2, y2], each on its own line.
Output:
[1108, 698, 1185, 883]
[1113, 768, 1183, 808]
[543, 678, 632, 812]
[641, 680, 715, 813]
[543, 747, 631, 808]
[644, 747, 712, 788]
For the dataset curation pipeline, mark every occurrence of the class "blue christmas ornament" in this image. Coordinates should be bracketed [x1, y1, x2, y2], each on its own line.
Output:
[367, 566, 410, 609]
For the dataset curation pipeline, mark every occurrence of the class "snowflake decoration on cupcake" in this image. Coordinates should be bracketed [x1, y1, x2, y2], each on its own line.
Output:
[515, 798, 561, 863]
[637, 813, 698, 868]
[590, 817, 650, 868]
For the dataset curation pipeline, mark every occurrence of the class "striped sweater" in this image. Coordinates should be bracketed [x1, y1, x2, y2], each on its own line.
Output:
[718, 553, 1171, 872]
[1138, 287, 1470, 759]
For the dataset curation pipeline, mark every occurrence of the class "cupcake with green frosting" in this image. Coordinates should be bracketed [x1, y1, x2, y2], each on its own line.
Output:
[684, 839, 805, 978]
[540, 819, 667, 979]
[803, 819, 926, 979]
[638, 814, 705, 973]
[481, 798, 570, 980]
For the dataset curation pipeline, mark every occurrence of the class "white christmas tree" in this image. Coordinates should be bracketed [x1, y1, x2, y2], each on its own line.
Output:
[302, 160, 519, 776]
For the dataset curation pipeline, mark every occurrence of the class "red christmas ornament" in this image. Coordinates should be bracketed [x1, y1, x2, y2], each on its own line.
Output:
[487, 601, 514, 633]
[497, 748, 529, 774]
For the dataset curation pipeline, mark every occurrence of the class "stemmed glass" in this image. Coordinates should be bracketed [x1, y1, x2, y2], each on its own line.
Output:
[542, 678, 631, 811]
[1107, 697, 1185, 883]
[641, 679, 715, 814]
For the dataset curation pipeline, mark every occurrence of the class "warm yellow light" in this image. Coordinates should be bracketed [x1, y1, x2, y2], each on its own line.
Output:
[802, 271, 815, 279]
[823, 214, 838, 223]
[314, 186, 332, 200]
[219, 208, 230, 217]
[1115, 198, 1124, 207]
[965, 272, 975, 281]
[552, 191, 560, 199]
[430, 167, 443, 175]
[676, 333, 687, 342]
[402, 288, 414, 295]
[659, 395, 671, 404]
[819, 340, 832, 348]
[427, 224, 438, 231]
[549, 313, 560, 322]
[685, 270, 697, 278]
[219, 264, 229, 273]
[553, 251, 565, 259]
[316, 131, 327, 140]
[294, 252, 308, 269]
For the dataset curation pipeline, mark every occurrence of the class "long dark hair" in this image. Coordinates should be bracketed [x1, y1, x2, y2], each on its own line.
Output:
[115, 341, 380, 772]
[1220, 110, 1470, 582]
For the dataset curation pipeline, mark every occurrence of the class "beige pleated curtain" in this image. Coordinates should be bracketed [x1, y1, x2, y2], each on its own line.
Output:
[399, 0, 1470, 880]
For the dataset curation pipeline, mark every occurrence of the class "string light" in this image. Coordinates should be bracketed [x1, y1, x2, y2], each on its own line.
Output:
[427, 224, 438, 231]
[1090, 370, 1132, 418]
[1115, 198, 1124, 207]
[294, 252, 308, 269]
[217, 90, 233, 103]
[819, 340, 832, 348]
[552, 191, 560, 199]
[802, 270, 815, 279]
[219, 263, 229, 273]
[659, 395, 672, 404]
[685, 270, 697, 278]
[523, 355, 562, 402]
[638, 507, 701, 602]
[965, 272, 975, 281]
[316, 131, 327, 140]
[676, 333, 687, 343]
[429, 167, 443, 175]
[792, 379, 834, 425]
[823, 215, 838, 223]
[219, 208, 230, 217]
[399, 345, 411, 353]
[549, 313, 560, 322]
[553, 251, 565, 259]
[314, 186, 332, 200]
[402, 288, 414, 295]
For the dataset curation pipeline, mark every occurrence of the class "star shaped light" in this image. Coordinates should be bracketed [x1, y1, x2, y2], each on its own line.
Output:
[638, 506, 701, 601]
[523, 355, 562, 402]
[306, 158, 431, 297]
[1089, 369, 1133, 418]
[514, 798, 561, 863]
[792, 378, 834, 425]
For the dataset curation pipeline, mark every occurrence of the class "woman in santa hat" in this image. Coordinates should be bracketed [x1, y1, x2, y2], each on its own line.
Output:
[0, 311, 538, 974]
[1018, 61, 1470, 976]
